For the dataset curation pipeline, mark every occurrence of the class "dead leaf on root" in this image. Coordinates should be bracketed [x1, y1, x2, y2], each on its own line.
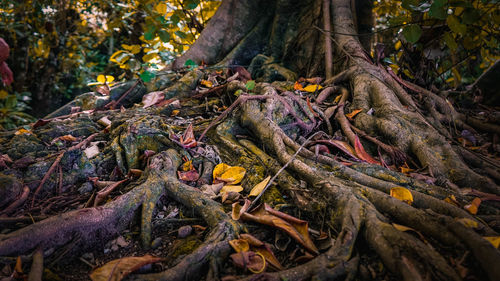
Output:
[464, 197, 481, 215]
[89, 255, 161, 281]
[484, 236, 500, 248]
[303, 84, 323, 92]
[229, 233, 284, 271]
[230, 251, 266, 273]
[249, 176, 271, 197]
[213, 163, 246, 185]
[354, 134, 380, 165]
[142, 91, 165, 108]
[233, 201, 318, 255]
[345, 108, 362, 119]
[390, 187, 413, 205]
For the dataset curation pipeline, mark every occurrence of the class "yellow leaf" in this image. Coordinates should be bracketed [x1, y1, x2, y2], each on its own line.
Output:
[0, 90, 8, 99]
[333, 95, 341, 103]
[171, 109, 180, 116]
[155, 3, 167, 14]
[395, 40, 402, 50]
[219, 166, 246, 184]
[345, 109, 362, 119]
[105, 75, 114, 83]
[121, 44, 141, 54]
[303, 84, 323, 92]
[181, 160, 193, 172]
[249, 176, 271, 197]
[464, 197, 481, 215]
[15, 128, 31, 135]
[484, 236, 500, 248]
[229, 239, 250, 253]
[213, 163, 231, 179]
[392, 223, 415, 232]
[97, 75, 106, 84]
[444, 195, 459, 207]
[220, 185, 243, 194]
[390, 187, 413, 205]
[457, 218, 479, 228]
[200, 79, 213, 88]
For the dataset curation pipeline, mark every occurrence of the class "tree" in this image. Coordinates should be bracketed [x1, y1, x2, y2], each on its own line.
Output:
[1, 0, 499, 280]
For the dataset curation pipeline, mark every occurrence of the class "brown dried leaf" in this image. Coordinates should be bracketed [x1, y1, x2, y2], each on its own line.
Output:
[89, 255, 161, 281]
[142, 91, 165, 108]
[345, 108, 362, 119]
[353, 134, 380, 164]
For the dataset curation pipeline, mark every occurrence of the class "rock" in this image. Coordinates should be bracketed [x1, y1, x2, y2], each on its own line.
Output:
[151, 237, 162, 249]
[78, 182, 93, 194]
[178, 225, 192, 238]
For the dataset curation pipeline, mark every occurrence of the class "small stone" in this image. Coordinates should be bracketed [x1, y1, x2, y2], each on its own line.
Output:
[82, 252, 95, 263]
[115, 236, 128, 247]
[178, 225, 192, 238]
[78, 182, 93, 194]
[151, 237, 162, 249]
[103, 248, 111, 254]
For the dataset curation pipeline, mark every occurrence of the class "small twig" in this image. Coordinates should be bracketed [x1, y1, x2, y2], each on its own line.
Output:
[0, 185, 30, 215]
[93, 178, 129, 207]
[249, 131, 323, 210]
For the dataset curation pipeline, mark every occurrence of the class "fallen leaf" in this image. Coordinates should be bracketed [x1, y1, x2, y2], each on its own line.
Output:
[171, 109, 180, 116]
[222, 191, 241, 203]
[229, 239, 250, 252]
[353, 134, 380, 164]
[333, 95, 341, 103]
[84, 144, 100, 159]
[464, 197, 481, 215]
[390, 187, 413, 205]
[96, 84, 110, 95]
[483, 236, 500, 248]
[457, 218, 479, 228]
[345, 108, 362, 119]
[399, 162, 414, 175]
[200, 79, 213, 88]
[213, 164, 246, 185]
[177, 169, 199, 182]
[142, 91, 165, 108]
[220, 185, 243, 194]
[302, 84, 323, 92]
[181, 160, 194, 171]
[179, 123, 197, 148]
[200, 183, 224, 198]
[59, 135, 77, 142]
[294, 81, 304, 91]
[249, 176, 271, 197]
[392, 223, 415, 232]
[443, 195, 460, 207]
[15, 128, 31, 135]
[230, 251, 266, 273]
[33, 119, 51, 128]
[89, 255, 161, 281]
[239, 203, 319, 255]
[317, 139, 358, 160]
[232, 199, 251, 220]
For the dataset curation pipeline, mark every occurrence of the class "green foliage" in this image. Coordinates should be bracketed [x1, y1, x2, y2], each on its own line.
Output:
[0, 90, 34, 130]
[374, 0, 499, 88]
[0, 0, 220, 130]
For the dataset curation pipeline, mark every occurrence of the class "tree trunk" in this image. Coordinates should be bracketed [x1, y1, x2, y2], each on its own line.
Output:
[1, 0, 499, 280]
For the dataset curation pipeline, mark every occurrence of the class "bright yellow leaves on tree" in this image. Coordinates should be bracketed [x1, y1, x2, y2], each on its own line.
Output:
[464, 197, 481, 215]
[97, 75, 114, 84]
[155, 3, 167, 15]
[213, 163, 246, 185]
[390, 186, 413, 205]
[249, 176, 271, 197]
[121, 44, 141, 55]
